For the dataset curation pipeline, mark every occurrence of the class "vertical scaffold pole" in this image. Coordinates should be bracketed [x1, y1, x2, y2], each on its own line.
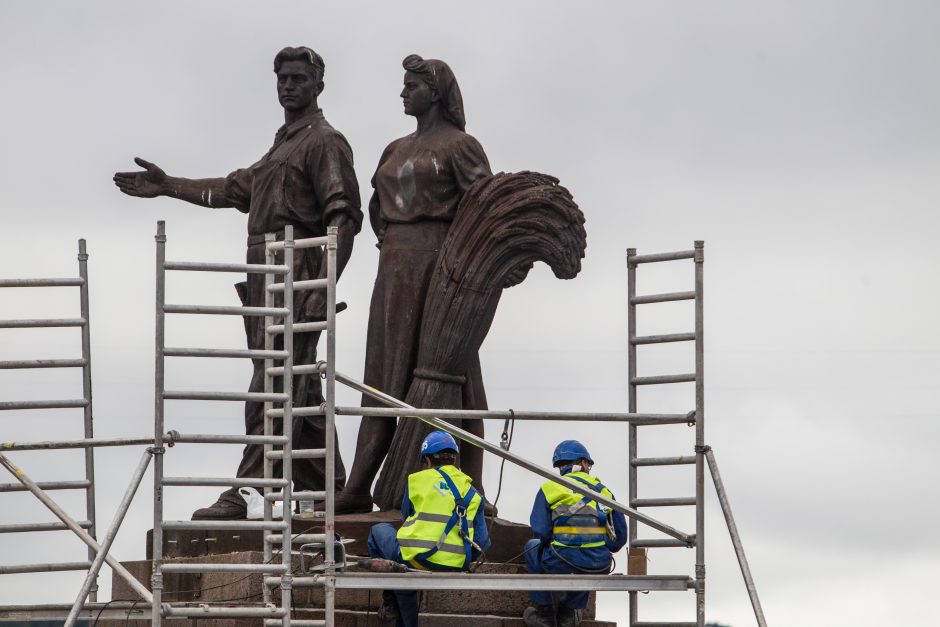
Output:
[694, 240, 705, 627]
[324, 225, 338, 627]
[263, 232, 276, 605]
[77, 238, 98, 603]
[625, 247, 638, 627]
[152, 221, 166, 627]
[280, 226, 295, 627]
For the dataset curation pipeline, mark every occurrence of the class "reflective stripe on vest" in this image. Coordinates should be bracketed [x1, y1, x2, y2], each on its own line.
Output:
[397, 465, 482, 569]
[540, 471, 613, 549]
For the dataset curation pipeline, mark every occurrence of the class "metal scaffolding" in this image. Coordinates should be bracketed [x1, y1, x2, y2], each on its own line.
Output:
[0, 230, 767, 627]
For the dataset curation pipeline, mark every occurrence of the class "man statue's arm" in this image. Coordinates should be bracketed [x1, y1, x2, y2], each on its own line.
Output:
[114, 157, 237, 209]
[302, 212, 355, 321]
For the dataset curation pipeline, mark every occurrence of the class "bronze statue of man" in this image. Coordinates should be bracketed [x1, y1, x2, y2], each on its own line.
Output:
[114, 46, 362, 520]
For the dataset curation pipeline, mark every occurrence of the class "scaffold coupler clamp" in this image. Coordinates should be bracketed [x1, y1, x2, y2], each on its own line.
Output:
[694, 445, 711, 454]
[164, 430, 180, 448]
[686, 534, 697, 549]
[686, 411, 696, 426]
[280, 572, 293, 590]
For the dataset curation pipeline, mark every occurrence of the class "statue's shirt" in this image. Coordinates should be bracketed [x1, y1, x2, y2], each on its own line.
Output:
[369, 125, 491, 235]
[225, 110, 362, 237]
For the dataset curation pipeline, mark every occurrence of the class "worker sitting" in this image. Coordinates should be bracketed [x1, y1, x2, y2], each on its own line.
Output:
[523, 440, 628, 627]
[367, 430, 491, 627]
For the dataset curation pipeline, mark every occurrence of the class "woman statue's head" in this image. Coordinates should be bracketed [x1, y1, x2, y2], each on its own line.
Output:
[400, 54, 466, 131]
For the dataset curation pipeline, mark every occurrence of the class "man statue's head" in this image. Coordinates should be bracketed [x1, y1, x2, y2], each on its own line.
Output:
[273, 46, 325, 113]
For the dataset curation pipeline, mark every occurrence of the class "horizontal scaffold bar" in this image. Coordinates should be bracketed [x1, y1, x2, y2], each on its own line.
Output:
[265, 448, 325, 460]
[632, 538, 692, 548]
[632, 456, 697, 467]
[267, 236, 329, 252]
[160, 563, 288, 574]
[632, 497, 697, 507]
[0, 602, 150, 621]
[265, 620, 323, 627]
[267, 362, 323, 376]
[0, 521, 92, 534]
[0, 318, 85, 328]
[0, 278, 84, 288]
[0, 359, 86, 369]
[265, 533, 327, 544]
[633, 622, 698, 627]
[166, 433, 288, 446]
[164, 261, 288, 275]
[162, 520, 288, 531]
[277, 573, 693, 592]
[265, 490, 325, 502]
[266, 406, 324, 418]
[629, 249, 696, 265]
[163, 606, 286, 618]
[336, 406, 693, 425]
[164, 304, 289, 317]
[0, 480, 91, 493]
[631, 374, 696, 386]
[631, 333, 696, 345]
[164, 390, 288, 402]
[164, 347, 288, 360]
[2, 436, 152, 451]
[266, 278, 327, 293]
[266, 321, 327, 336]
[631, 291, 696, 305]
[0, 399, 88, 411]
[0, 561, 92, 574]
[162, 476, 288, 488]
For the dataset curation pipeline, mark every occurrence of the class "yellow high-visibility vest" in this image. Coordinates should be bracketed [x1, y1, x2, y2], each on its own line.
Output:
[540, 471, 613, 549]
[397, 465, 482, 570]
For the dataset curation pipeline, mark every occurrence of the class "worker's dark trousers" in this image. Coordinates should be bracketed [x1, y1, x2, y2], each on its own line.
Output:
[367, 523, 419, 627]
[524, 539, 611, 609]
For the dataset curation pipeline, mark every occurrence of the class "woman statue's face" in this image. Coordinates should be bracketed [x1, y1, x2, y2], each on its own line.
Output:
[401, 71, 436, 117]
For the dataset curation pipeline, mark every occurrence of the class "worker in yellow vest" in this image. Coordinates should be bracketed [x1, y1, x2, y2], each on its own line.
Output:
[367, 430, 491, 627]
[523, 440, 628, 627]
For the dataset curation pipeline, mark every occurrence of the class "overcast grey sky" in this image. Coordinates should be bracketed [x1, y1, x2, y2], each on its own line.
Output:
[1, 1, 939, 625]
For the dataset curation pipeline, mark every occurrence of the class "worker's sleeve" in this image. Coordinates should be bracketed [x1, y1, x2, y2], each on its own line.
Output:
[604, 489, 629, 553]
[471, 502, 491, 556]
[529, 489, 553, 546]
[400, 485, 414, 521]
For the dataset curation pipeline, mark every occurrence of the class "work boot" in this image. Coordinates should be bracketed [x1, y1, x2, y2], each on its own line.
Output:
[191, 497, 247, 520]
[376, 590, 400, 622]
[523, 604, 556, 627]
[557, 606, 582, 627]
[334, 491, 374, 514]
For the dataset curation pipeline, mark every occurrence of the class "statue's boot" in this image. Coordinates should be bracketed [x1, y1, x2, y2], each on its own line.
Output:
[523, 605, 557, 627]
[191, 496, 247, 520]
[557, 607, 582, 627]
[334, 491, 374, 515]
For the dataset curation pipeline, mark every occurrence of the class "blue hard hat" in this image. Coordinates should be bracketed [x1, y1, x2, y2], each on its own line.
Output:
[420, 430, 459, 459]
[552, 440, 594, 467]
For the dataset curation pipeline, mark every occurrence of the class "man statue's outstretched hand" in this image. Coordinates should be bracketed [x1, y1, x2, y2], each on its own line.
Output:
[113, 157, 167, 198]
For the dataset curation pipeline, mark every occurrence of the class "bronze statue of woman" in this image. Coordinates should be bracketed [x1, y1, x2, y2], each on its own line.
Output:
[335, 55, 491, 513]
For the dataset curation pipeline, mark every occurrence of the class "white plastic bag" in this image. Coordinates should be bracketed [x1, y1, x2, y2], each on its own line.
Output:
[238, 487, 283, 520]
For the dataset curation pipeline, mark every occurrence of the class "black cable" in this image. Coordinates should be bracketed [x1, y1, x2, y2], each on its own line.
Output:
[91, 598, 121, 627]
[124, 599, 140, 627]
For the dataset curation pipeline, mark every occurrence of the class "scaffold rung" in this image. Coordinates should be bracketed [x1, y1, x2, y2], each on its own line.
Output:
[266, 321, 327, 336]
[163, 520, 288, 531]
[0, 480, 91, 493]
[267, 236, 329, 252]
[265, 533, 327, 544]
[164, 261, 289, 275]
[265, 448, 326, 460]
[0, 521, 92, 534]
[631, 497, 696, 507]
[0, 561, 92, 574]
[0, 278, 84, 288]
[632, 456, 696, 467]
[164, 347, 289, 360]
[630, 374, 696, 386]
[631, 538, 692, 548]
[164, 390, 288, 403]
[630, 291, 695, 305]
[267, 362, 324, 376]
[164, 304, 289, 317]
[267, 278, 328, 293]
[266, 620, 324, 627]
[0, 318, 85, 328]
[0, 359, 87, 369]
[629, 249, 696, 265]
[161, 563, 288, 574]
[266, 406, 324, 418]
[265, 490, 326, 502]
[0, 399, 89, 411]
[163, 606, 287, 618]
[162, 477, 288, 488]
[631, 333, 695, 345]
